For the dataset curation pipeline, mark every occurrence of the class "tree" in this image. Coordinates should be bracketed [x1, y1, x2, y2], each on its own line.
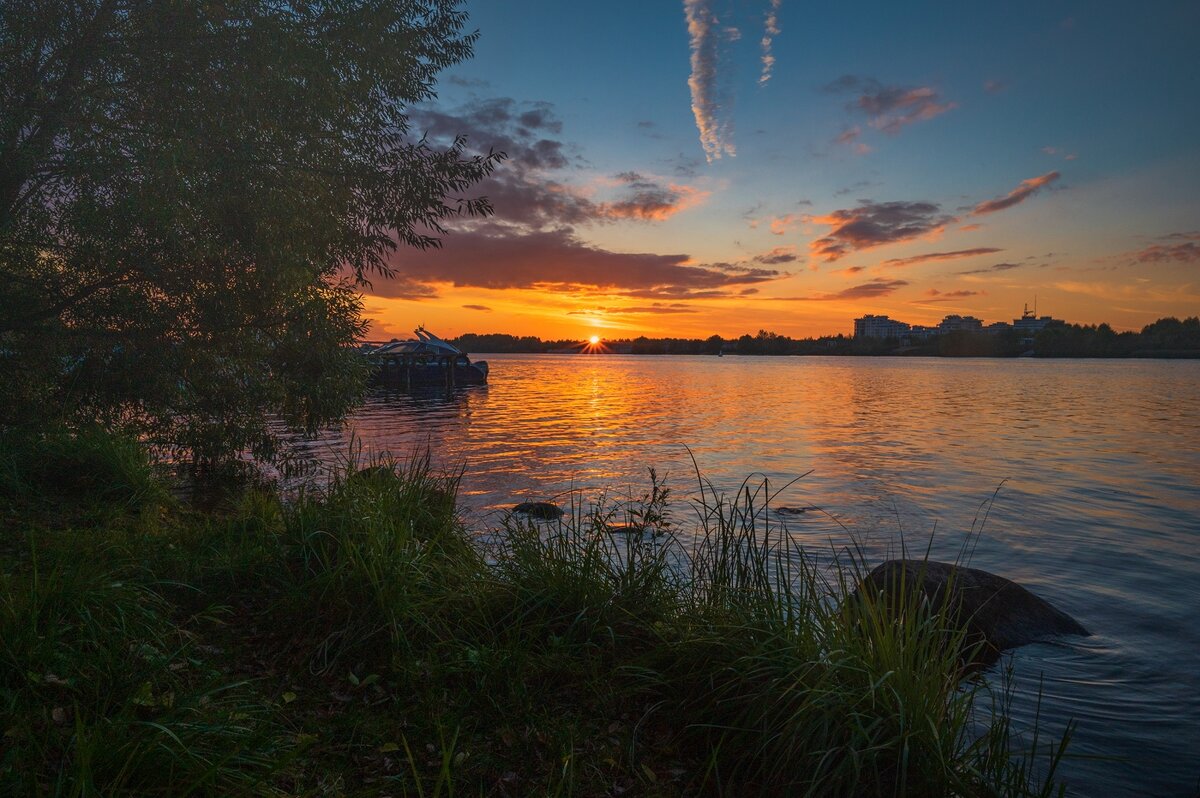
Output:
[0, 0, 500, 466]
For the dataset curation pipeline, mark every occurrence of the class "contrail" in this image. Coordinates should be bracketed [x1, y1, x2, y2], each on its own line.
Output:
[759, 0, 781, 86]
[684, 0, 735, 161]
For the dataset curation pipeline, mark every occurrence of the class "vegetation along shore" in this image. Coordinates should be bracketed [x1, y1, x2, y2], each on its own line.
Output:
[0, 426, 1073, 796]
[451, 316, 1200, 358]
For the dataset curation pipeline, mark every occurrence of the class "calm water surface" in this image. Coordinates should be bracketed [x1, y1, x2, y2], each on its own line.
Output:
[298, 355, 1200, 796]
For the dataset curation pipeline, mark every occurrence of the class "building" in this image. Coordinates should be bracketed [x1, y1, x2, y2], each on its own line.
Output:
[854, 315, 911, 339]
[938, 314, 983, 334]
[907, 324, 939, 340]
[1012, 305, 1061, 335]
[984, 321, 1013, 335]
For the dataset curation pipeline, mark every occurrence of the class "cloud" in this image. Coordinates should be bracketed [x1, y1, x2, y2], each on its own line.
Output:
[753, 246, 799, 265]
[774, 278, 909, 301]
[601, 176, 710, 221]
[769, 213, 803, 235]
[377, 225, 781, 298]
[1041, 146, 1078, 161]
[983, 79, 1007, 94]
[956, 262, 1021, 276]
[759, 0, 782, 86]
[972, 171, 1061, 214]
[569, 303, 698, 316]
[882, 247, 1004, 268]
[833, 265, 866, 276]
[412, 101, 708, 229]
[461, 304, 492, 311]
[684, 0, 736, 161]
[1128, 241, 1200, 264]
[924, 288, 984, 302]
[826, 75, 956, 134]
[809, 200, 955, 261]
[833, 125, 871, 155]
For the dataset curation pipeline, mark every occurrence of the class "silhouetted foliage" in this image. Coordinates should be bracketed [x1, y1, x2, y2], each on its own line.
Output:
[0, 0, 500, 466]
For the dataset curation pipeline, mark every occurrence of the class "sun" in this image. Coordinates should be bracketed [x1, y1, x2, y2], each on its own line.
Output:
[589, 335, 600, 345]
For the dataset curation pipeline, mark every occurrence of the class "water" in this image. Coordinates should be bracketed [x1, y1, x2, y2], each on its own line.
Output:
[296, 354, 1200, 796]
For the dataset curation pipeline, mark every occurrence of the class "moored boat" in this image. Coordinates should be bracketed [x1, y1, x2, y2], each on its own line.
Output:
[362, 327, 488, 388]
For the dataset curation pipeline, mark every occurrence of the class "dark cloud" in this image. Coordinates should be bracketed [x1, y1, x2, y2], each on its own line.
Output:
[834, 179, 880, 197]
[825, 75, 956, 134]
[973, 172, 1061, 215]
[461, 304, 492, 311]
[377, 225, 781, 297]
[810, 200, 955, 261]
[410, 98, 568, 170]
[1129, 242, 1200, 264]
[773, 278, 909, 301]
[446, 75, 491, 89]
[924, 289, 984, 302]
[753, 246, 799, 265]
[883, 247, 1004, 267]
[956, 262, 1021, 276]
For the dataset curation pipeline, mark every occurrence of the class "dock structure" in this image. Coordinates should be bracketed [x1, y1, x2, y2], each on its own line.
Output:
[361, 327, 488, 388]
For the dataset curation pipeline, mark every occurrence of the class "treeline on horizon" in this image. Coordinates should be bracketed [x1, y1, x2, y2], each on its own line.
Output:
[452, 316, 1200, 358]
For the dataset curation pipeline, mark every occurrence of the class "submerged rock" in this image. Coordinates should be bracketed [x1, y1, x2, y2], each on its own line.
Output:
[855, 559, 1089, 661]
[775, 505, 820, 516]
[512, 501, 565, 520]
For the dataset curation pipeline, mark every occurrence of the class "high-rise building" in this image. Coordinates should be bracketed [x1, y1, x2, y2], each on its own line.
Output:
[854, 315, 911, 339]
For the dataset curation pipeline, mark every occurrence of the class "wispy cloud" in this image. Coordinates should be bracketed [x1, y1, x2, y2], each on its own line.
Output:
[569, 303, 698, 316]
[752, 245, 799, 265]
[462, 304, 492, 311]
[684, 0, 736, 161]
[833, 125, 871, 155]
[883, 247, 1003, 268]
[973, 171, 1061, 214]
[759, 0, 782, 86]
[924, 288, 984, 302]
[1127, 238, 1200, 264]
[774, 278, 909, 301]
[1042, 146, 1078, 161]
[809, 200, 955, 262]
[826, 75, 957, 134]
[956, 262, 1021, 276]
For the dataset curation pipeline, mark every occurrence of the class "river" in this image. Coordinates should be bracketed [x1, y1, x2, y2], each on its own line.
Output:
[294, 354, 1200, 796]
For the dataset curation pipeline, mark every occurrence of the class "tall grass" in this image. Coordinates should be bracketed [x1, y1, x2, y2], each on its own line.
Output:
[0, 427, 1072, 796]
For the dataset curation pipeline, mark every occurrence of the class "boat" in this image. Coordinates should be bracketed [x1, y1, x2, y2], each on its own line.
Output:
[361, 326, 488, 388]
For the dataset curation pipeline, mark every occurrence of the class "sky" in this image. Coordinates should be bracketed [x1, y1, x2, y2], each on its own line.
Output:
[365, 0, 1200, 341]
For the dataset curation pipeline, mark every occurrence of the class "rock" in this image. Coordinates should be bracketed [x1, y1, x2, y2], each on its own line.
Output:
[775, 505, 820, 516]
[512, 501, 564, 520]
[348, 465, 396, 483]
[855, 559, 1089, 661]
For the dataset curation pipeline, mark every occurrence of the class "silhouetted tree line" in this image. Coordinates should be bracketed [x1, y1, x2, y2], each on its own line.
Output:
[1032, 317, 1200, 358]
[452, 318, 1200, 359]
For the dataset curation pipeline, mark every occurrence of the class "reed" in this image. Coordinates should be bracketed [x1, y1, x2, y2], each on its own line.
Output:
[0, 428, 1072, 796]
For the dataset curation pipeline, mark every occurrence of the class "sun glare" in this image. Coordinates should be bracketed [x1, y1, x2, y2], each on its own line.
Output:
[589, 335, 600, 345]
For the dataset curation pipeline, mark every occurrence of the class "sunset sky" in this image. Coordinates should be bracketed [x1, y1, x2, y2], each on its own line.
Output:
[366, 1, 1200, 341]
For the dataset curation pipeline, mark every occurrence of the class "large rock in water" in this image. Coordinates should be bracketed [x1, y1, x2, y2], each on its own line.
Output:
[856, 559, 1089, 661]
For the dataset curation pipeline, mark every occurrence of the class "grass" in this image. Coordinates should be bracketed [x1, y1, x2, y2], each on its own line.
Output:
[0, 427, 1072, 796]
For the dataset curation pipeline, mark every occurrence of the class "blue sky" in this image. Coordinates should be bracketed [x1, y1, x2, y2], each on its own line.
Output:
[365, 0, 1200, 339]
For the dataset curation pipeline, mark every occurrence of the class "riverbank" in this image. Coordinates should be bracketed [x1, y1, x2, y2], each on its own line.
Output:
[1, 428, 1069, 796]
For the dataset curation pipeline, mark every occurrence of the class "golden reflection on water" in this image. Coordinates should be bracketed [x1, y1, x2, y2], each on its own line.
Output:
[297, 354, 1200, 796]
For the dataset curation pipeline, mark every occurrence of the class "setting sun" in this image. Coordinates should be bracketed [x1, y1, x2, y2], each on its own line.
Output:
[589, 335, 600, 345]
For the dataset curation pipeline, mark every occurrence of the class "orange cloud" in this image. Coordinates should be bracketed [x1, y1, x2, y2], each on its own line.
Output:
[973, 171, 1060, 215]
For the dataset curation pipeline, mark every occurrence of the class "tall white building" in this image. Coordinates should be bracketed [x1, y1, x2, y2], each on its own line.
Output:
[854, 315, 911, 339]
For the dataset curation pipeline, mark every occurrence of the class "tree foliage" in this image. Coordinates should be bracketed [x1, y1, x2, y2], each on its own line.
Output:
[0, 0, 500, 466]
